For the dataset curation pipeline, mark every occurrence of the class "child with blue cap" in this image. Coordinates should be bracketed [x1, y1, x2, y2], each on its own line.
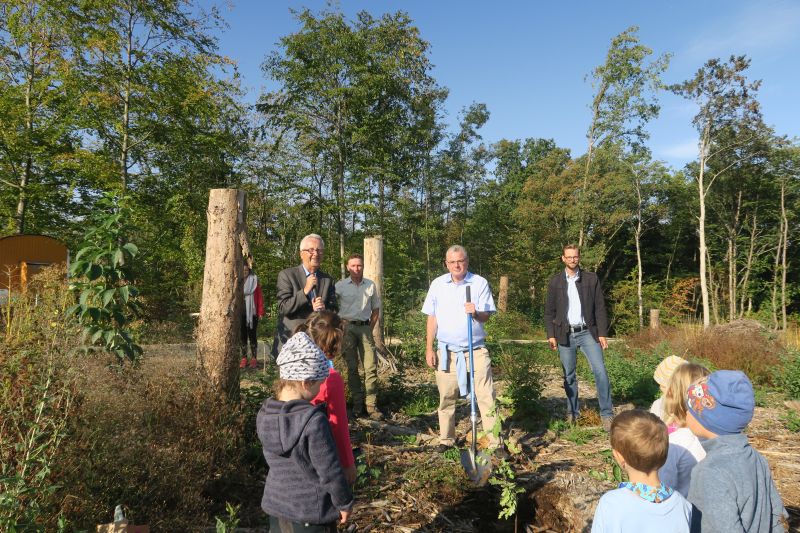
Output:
[685, 370, 787, 532]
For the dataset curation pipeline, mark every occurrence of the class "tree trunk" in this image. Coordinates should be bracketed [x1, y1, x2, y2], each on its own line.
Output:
[771, 223, 782, 330]
[739, 212, 758, 317]
[780, 180, 788, 331]
[697, 137, 711, 328]
[650, 309, 660, 330]
[727, 191, 742, 321]
[197, 189, 246, 399]
[364, 236, 385, 352]
[634, 176, 644, 328]
[706, 246, 720, 326]
[498, 276, 509, 313]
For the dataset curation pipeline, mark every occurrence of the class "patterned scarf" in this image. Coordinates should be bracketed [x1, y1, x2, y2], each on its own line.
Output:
[618, 481, 673, 503]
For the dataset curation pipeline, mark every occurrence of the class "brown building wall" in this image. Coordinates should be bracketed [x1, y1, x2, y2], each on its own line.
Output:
[0, 235, 69, 291]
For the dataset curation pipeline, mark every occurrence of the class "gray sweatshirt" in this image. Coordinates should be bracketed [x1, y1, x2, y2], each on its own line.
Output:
[257, 398, 353, 524]
[687, 433, 787, 533]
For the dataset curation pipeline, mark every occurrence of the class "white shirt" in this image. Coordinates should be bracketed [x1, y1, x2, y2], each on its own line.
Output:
[659, 427, 707, 497]
[591, 488, 692, 533]
[421, 271, 495, 347]
[566, 269, 584, 327]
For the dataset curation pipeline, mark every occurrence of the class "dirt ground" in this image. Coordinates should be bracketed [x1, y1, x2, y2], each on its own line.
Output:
[147, 341, 799, 532]
[333, 361, 800, 533]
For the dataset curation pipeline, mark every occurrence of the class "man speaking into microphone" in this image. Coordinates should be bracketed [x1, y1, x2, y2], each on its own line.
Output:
[421, 245, 499, 452]
[271, 233, 337, 359]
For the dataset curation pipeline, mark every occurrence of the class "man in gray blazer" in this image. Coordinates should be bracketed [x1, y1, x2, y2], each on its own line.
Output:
[544, 244, 613, 431]
[271, 233, 337, 359]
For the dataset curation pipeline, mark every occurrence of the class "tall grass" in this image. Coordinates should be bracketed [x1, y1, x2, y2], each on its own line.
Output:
[1, 267, 262, 530]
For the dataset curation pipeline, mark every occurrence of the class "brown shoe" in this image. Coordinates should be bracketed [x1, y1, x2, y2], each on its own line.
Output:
[602, 417, 613, 432]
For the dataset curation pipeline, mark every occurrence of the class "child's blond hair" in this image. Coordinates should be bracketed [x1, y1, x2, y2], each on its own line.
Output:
[610, 410, 669, 472]
[272, 378, 320, 397]
[664, 362, 710, 426]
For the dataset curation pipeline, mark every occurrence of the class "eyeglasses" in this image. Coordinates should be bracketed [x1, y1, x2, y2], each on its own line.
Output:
[446, 259, 467, 266]
[301, 248, 324, 255]
[564, 256, 580, 260]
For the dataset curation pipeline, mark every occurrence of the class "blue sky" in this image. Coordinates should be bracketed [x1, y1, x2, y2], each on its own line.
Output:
[209, 0, 800, 170]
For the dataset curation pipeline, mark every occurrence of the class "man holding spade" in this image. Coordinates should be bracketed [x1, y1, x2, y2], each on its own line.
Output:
[422, 245, 500, 454]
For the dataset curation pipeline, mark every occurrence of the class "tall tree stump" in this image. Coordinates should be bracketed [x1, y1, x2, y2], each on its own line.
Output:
[197, 189, 246, 398]
[498, 275, 509, 313]
[364, 236, 385, 352]
[649, 308, 660, 330]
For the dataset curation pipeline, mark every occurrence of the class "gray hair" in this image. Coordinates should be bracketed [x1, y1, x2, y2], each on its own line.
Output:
[299, 233, 325, 251]
[446, 244, 468, 259]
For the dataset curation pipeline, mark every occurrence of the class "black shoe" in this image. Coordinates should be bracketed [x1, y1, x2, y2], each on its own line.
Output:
[434, 444, 452, 454]
[494, 446, 511, 460]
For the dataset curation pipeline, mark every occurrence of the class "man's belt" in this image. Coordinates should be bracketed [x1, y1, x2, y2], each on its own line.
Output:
[346, 319, 370, 326]
[569, 324, 588, 333]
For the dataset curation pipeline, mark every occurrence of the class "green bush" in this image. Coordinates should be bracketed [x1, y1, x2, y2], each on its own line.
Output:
[484, 310, 539, 341]
[1, 266, 79, 531]
[775, 351, 800, 400]
[608, 270, 666, 335]
[390, 310, 428, 365]
[492, 344, 544, 424]
[577, 347, 661, 407]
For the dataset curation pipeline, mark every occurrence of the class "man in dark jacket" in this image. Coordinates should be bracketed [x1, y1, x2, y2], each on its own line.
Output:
[271, 233, 337, 359]
[544, 244, 613, 430]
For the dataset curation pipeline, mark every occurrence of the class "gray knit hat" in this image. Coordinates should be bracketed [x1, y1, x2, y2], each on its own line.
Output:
[276, 332, 329, 381]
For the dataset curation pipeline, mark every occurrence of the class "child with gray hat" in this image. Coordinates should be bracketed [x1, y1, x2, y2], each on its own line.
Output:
[256, 332, 353, 532]
[686, 370, 787, 532]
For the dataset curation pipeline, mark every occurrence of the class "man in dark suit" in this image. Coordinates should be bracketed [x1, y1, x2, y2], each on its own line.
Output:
[544, 244, 613, 431]
[271, 233, 337, 358]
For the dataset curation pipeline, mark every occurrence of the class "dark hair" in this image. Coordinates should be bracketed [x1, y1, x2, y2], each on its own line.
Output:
[346, 253, 363, 263]
[294, 311, 343, 360]
[610, 410, 668, 472]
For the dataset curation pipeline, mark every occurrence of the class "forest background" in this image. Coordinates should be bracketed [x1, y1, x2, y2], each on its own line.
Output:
[2, 0, 798, 337]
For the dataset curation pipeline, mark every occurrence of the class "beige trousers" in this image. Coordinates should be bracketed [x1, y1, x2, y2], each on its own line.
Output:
[435, 346, 498, 446]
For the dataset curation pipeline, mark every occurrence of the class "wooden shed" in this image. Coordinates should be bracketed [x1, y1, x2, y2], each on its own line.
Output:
[0, 234, 69, 295]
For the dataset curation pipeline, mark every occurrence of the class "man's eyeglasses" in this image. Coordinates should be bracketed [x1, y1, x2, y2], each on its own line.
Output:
[301, 248, 324, 255]
[446, 259, 467, 266]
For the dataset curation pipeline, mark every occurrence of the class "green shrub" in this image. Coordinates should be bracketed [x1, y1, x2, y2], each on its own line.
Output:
[609, 270, 666, 335]
[1, 266, 79, 531]
[782, 409, 800, 433]
[492, 344, 544, 424]
[53, 355, 251, 530]
[775, 351, 800, 400]
[391, 310, 428, 364]
[484, 310, 539, 341]
[577, 347, 661, 407]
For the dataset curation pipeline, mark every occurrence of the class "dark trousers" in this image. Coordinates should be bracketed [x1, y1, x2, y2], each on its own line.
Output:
[269, 515, 336, 533]
[240, 315, 259, 358]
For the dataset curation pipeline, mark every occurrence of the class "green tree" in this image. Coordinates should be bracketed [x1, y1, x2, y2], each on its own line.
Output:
[0, 0, 80, 235]
[258, 8, 445, 277]
[74, 0, 222, 191]
[579, 26, 669, 248]
[68, 194, 142, 361]
[671, 55, 764, 327]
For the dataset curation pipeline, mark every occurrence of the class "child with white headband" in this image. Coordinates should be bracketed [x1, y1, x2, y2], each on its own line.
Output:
[256, 332, 353, 532]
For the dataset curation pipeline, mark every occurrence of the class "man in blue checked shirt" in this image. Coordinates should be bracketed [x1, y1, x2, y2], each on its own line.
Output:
[422, 245, 499, 451]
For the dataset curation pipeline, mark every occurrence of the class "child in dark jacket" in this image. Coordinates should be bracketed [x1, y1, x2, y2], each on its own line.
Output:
[686, 370, 787, 533]
[256, 332, 353, 532]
